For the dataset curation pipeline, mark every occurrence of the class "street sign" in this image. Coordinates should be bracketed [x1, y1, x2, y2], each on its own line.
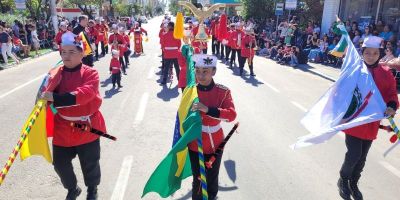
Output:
[15, 0, 26, 10]
[275, 3, 284, 16]
[285, 0, 297, 10]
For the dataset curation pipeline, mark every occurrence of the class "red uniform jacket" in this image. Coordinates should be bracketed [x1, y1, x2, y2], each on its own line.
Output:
[161, 31, 181, 59]
[177, 52, 187, 88]
[230, 30, 244, 50]
[88, 26, 99, 44]
[95, 24, 107, 42]
[210, 21, 218, 36]
[54, 30, 66, 50]
[241, 34, 256, 58]
[344, 65, 399, 140]
[108, 33, 126, 45]
[188, 82, 237, 154]
[44, 64, 106, 147]
[110, 57, 121, 74]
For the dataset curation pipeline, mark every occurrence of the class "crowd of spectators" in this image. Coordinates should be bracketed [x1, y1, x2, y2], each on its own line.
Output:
[0, 18, 56, 65]
[250, 17, 400, 69]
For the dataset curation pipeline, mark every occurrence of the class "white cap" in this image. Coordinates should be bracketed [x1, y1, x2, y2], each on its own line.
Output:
[59, 21, 67, 27]
[193, 21, 199, 26]
[193, 54, 218, 68]
[112, 24, 118, 29]
[362, 36, 382, 48]
[61, 31, 79, 47]
[112, 49, 119, 55]
[119, 27, 125, 32]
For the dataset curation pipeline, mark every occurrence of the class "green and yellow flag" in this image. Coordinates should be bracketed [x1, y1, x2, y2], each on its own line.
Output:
[142, 44, 200, 198]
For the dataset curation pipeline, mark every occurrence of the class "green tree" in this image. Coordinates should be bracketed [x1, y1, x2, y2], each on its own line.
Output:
[63, 0, 103, 19]
[241, 0, 275, 20]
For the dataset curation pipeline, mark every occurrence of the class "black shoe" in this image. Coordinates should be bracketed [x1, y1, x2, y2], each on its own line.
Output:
[337, 177, 352, 200]
[66, 186, 82, 200]
[112, 84, 115, 88]
[86, 186, 98, 200]
[161, 80, 166, 85]
[349, 177, 363, 200]
[250, 73, 256, 76]
[118, 85, 123, 88]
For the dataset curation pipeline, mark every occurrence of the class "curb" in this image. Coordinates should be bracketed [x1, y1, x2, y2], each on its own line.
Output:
[0, 49, 55, 71]
[295, 64, 338, 82]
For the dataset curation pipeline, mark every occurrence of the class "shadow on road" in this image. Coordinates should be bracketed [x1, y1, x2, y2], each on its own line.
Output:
[240, 74, 264, 87]
[157, 84, 179, 101]
[224, 159, 236, 183]
[101, 76, 112, 87]
[104, 88, 122, 99]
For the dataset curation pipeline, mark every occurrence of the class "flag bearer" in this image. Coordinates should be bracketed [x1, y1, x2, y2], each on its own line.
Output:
[337, 36, 398, 200]
[40, 32, 106, 200]
[189, 54, 237, 200]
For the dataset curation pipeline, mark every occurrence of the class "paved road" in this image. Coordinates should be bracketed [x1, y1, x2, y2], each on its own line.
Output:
[0, 16, 400, 200]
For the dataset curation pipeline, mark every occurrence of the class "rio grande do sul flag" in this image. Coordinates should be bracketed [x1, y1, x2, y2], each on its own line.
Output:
[291, 24, 387, 149]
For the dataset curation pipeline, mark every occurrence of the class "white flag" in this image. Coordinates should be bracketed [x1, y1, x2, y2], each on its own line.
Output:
[291, 25, 387, 149]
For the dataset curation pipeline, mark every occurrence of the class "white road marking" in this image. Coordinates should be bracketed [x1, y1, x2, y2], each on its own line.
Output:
[291, 101, 308, 112]
[134, 92, 149, 124]
[0, 73, 46, 100]
[379, 161, 400, 179]
[147, 66, 155, 79]
[264, 82, 280, 93]
[110, 155, 134, 200]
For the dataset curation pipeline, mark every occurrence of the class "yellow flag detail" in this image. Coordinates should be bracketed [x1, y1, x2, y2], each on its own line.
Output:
[20, 100, 52, 163]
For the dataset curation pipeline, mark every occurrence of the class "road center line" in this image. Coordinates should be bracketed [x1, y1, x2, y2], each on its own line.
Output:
[134, 92, 149, 123]
[110, 155, 134, 200]
[264, 82, 280, 93]
[291, 101, 308, 112]
[0, 73, 46, 100]
[379, 161, 400, 179]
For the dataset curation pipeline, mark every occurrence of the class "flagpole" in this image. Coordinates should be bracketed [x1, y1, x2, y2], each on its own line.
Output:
[197, 138, 208, 200]
[0, 101, 45, 186]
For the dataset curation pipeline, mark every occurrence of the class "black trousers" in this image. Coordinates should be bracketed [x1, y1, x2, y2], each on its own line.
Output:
[340, 134, 373, 179]
[112, 72, 122, 87]
[230, 49, 241, 65]
[212, 35, 217, 55]
[124, 49, 130, 65]
[53, 139, 101, 190]
[162, 58, 180, 82]
[82, 55, 94, 67]
[119, 57, 126, 73]
[189, 150, 223, 200]
[225, 46, 231, 60]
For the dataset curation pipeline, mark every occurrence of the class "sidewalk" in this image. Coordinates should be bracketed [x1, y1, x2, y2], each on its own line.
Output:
[0, 49, 54, 70]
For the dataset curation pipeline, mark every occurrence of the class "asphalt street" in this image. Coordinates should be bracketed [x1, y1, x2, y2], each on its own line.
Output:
[0, 16, 400, 200]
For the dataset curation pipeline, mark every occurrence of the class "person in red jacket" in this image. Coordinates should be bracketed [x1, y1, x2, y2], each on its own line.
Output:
[224, 23, 235, 64]
[337, 36, 399, 200]
[189, 54, 237, 200]
[121, 27, 131, 66]
[159, 22, 168, 73]
[210, 17, 219, 55]
[129, 22, 148, 55]
[94, 18, 107, 57]
[54, 22, 67, 53]
[88, 20, 99, 60]
[109, 49, 123, 88]
[240, 27, 257, 76]
[160, 22, 181, 85]
[229, 22, 244, 68]
[40, 32, 105, 200]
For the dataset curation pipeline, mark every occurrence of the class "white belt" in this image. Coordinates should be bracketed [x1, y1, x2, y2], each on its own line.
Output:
[58, 113, 92, 124]
[164, 47, 179, 50]
[202, 124, 222, 134]
[112, 67, 120, 69]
